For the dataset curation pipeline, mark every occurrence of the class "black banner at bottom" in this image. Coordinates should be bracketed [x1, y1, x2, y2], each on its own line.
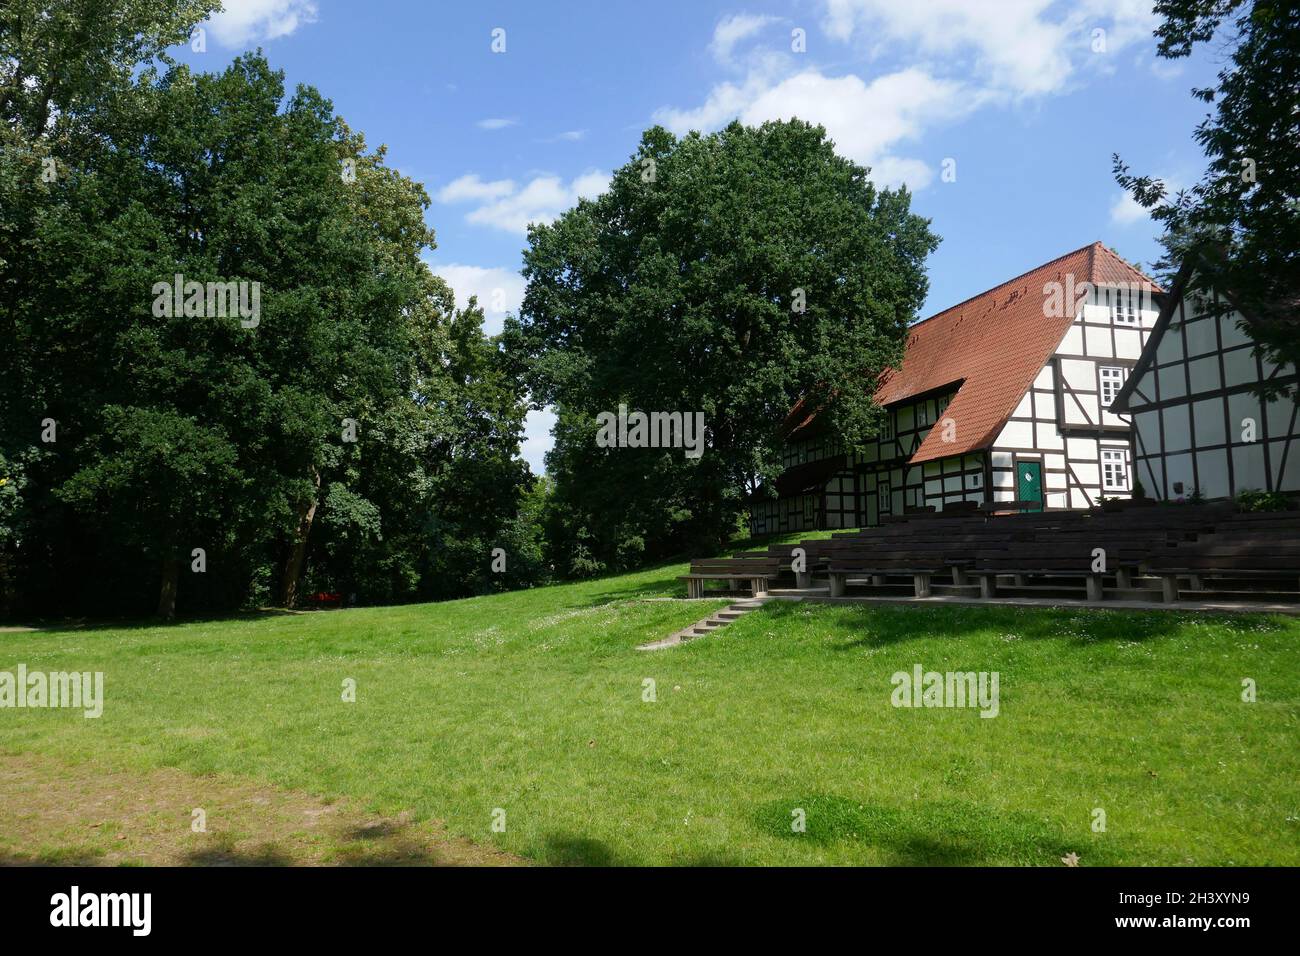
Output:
[0, 865, 1291, 942]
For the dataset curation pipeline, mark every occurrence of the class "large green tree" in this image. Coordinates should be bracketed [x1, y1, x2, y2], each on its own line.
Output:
[9, 52, 434, 617]
[0, 0, 213, 135]
[2, 6, 538, 618]
[304, 294, 538, 605]
[1, 0, 224, 615]
[505, 121, 938, 573]
[1115, 0, 1299, 397]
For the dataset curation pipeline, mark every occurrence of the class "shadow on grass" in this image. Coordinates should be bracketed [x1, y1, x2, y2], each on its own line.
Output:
[542, 834, 622, 866]
[572, 571, 686, 608]
[750, 598, 1287, 652]
[180, 842, 451, 866]
[559, 529, 842, 610]
[183, 844, 297, 866]
[0, 848, 108, 866]
[539, 833, 746, 866]
[752, 795, 1127, 866]
[181, 831, 496, 867]
[5, 607, 306, 638]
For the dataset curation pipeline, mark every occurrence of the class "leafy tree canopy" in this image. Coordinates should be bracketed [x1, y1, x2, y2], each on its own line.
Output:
[506, 120, 938, 571]
[1, 4, 539, 617]
[1115, 0, 1300, 398]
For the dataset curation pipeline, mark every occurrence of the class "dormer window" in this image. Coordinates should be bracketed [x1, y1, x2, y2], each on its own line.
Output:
[1112, 289, 1138, 325]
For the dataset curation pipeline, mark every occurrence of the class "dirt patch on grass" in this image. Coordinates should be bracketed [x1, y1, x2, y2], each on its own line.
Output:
[0, 753, 523, 867]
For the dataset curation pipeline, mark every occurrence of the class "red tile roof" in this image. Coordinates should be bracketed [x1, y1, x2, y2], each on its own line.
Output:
[787, 242, 1160, 465]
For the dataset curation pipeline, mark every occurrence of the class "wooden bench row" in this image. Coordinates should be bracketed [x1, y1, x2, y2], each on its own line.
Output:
[683, 505, 1300, 603]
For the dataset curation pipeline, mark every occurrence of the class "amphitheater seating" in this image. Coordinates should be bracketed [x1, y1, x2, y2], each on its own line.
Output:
[1146, 511, 1300, 602]
[684, 501, 1300, 606]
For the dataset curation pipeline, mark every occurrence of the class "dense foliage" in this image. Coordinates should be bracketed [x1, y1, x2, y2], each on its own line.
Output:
[505, 121, 938, 575]
[0, 2, 541, 617]
[1114, 0, 1299, 397]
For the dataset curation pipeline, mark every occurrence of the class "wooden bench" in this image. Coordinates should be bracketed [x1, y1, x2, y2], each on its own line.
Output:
[1026, 528, 1183, 589]
[967, 543, 1134, 601]
[781, 539, 843, 588]
[986, 510, 1088, 529]
[689, 503, 1299, 608]
[826, 533, 1019, 598]
[726, 541, 839, 588]
[980, 499, 1043, 514]
[1147, 540, 1300, 602]
[827, 554, 945, 598]
[679, 556, 781, 598]
[881, 507, 983, 525]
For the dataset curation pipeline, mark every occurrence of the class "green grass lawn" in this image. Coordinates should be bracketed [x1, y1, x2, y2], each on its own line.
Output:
[3, 552, 1298, 865]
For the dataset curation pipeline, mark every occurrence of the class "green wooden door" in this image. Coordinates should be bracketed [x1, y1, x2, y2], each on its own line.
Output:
[1017, 460, 1043, 512]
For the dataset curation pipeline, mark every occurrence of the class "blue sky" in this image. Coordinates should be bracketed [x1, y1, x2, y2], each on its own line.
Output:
[180, 0, 1220, 472]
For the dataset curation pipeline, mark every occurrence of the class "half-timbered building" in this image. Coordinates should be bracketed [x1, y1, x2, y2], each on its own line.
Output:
[750, 242, 1163, 534]
[1110, 259, 1300, 501]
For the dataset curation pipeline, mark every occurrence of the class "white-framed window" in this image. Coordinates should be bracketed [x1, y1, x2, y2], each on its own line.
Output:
[1099, 366, 1126, 408]
[1112, 289, 1137, 325]
[970, 470, 982, 489]
[877, 480, 891, 514]
[1101, 449, 1129, 491]
[879, 413, 894, 442]
[915, 402, 930, 427]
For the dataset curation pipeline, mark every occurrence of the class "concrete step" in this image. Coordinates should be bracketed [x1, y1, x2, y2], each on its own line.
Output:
[929, 584, 983, 597]
[640, 597, 770, 650]
[1179, 588, 1300, 602]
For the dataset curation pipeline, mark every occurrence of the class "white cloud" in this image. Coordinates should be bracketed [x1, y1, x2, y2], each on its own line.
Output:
[746, 69, 971, 185]
[654, 1, 1160, 189]
[1109, 174, 1179, 226]
[821, 0, 1159, 98]
[476, 117, 518, 130]
[654, 70, 771, 135]
[656, 67, 972, 189]
[554, 129, 587, 141]
[1108, 190, 1149, 226]
[429, 263, 525, 336]
[710, 13, 779, 64]
[1077, 0, 1161, 53]
[205, 0, 318, 47]
[437, 170, 611, 236]
[435, 174, 516, 204]
[520, 407, 557, 475]
[570, 170, 613, 199]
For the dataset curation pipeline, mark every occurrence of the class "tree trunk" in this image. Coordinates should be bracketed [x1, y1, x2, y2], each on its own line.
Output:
[280, 467, 321, 608]
[157, 556, 180, 620]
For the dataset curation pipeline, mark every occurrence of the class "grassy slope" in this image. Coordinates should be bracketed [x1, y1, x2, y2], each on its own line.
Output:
[2, 546, 1297, 865]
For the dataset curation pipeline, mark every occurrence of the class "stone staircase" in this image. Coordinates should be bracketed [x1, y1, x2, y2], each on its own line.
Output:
[637, 597, 768, 651]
